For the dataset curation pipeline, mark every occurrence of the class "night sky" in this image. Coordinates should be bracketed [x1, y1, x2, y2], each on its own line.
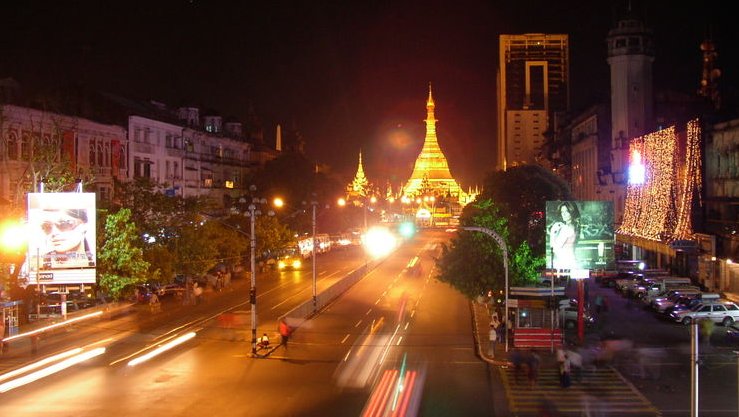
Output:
[1, 1, 736, 188]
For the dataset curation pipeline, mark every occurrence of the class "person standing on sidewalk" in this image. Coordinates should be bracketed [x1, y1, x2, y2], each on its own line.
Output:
[488, 323, 498, 358]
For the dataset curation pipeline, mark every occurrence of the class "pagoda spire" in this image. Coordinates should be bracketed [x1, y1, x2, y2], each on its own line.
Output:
[347, 150, 369, 200]
[425, 83, 437, 138]
[403, 85, 476, 206]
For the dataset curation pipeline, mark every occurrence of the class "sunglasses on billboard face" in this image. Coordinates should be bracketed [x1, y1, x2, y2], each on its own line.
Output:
[41, 219, 81, 234]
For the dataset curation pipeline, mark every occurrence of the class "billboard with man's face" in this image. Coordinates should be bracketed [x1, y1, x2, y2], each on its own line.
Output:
[27, 193, 96, 285]
[545, 201, 615, 271]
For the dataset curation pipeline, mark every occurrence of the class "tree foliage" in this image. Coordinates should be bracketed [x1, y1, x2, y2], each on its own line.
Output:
[97, 208, 150, 299]
[436, 165, 571, 300]
[436, 199, 509, 299]
[479, 165, 572, 254]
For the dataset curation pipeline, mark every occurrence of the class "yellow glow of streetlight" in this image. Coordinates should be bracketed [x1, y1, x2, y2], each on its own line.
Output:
[337, 197, 346, 207]
[273, 197, 284, 208]
[1, 221, 26, 251]
[370, 196, 377, 204]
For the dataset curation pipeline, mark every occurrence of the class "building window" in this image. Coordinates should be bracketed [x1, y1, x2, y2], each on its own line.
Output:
[6, 131, 18, 160]
[166, 134, 173, 148]
[97, 143, 104, 166]
[134, 128, 141, 143]
[89, 140, 96, 165]
[20, 133, 31, 161]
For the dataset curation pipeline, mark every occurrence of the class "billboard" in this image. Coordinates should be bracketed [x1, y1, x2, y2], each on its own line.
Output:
[27, 193, 97, 285]
[545, 201, 615, 271]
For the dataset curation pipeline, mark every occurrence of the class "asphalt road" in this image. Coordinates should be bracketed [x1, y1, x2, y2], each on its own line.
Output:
[0, 229, 497, 417]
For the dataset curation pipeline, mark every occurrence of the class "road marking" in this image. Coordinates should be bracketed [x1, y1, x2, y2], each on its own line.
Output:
[499, 366, 661, 415]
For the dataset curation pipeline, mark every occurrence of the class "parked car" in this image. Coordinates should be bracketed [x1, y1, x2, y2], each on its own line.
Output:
[663, 293, 721, 316]
[670, 301, 739, 326]
[726, 323, 739, 344]
[558, 299, 596, 329]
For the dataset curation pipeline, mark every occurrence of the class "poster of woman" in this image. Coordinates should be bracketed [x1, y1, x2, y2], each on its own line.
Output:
[27, 193, 97, 284]
[546, 201, 615, 271]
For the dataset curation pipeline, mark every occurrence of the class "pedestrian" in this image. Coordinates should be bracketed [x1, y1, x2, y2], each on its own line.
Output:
[566, 348, 583, 383]
[511, 348, 524, 384]
[193, 282, 203, 305]
[488, 324, 498, 358]
[560, 353, 572, 388]
[527, 350, 540, 388]
[258, 333, 270, 349]
[279, 320, 291, 348]
[699, 318, 714, 346]
[0, 319, 5, 355]
[31, 334, 40, 355]
[594, 294, 604, 314]
[149, 292, 160, 313]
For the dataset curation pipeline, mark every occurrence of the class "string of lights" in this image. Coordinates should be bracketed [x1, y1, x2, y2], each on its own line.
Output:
[618, 119, 702, 243]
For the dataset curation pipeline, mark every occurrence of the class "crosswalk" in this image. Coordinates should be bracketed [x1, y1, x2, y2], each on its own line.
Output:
[499, 365, 661, 416]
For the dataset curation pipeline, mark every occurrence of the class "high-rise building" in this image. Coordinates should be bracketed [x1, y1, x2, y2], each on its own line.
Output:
[497, 34, 569, 171]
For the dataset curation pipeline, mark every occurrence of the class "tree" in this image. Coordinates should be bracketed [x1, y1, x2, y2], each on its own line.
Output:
[436, 199, 509, 299]
[97, 208, 149, 300]
[479, 165, 572, 254]
[510, 241, 546, 286]
[436, 164, 567, 299]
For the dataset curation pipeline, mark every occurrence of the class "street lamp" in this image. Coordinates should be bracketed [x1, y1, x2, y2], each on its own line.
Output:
[311, 199, 317, 311]
[239, 185, 273, 357]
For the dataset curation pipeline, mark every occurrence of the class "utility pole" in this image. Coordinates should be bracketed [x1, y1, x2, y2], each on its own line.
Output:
[249, 201, 257, 357]
[691, 321, 699, 417]
[311, 200, 317, 312]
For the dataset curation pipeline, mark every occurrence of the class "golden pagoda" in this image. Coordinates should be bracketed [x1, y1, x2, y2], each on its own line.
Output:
[403, 84, 476, 206]
[346, 150, 370, 202]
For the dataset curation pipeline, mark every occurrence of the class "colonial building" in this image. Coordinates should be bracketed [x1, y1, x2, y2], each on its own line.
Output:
[0, 104, 126, 205]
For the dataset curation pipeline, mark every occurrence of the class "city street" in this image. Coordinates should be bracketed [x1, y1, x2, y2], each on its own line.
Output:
[0, 230, 496, 416]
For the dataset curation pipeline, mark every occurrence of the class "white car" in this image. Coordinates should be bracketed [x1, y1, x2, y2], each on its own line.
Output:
[670, 302, 739, 326]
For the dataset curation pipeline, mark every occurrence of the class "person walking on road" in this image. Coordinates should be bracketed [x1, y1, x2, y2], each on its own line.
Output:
[527, 350, 541, 388]
[511, 349, 524, 384]
[149, 292, 160, 313]
[279, 320, 292, 348]
[559, 353, 572, 388]
[566, 348, 583, 383]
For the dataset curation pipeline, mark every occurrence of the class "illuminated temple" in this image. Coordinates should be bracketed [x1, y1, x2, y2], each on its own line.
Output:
[402, 84, 477, 206]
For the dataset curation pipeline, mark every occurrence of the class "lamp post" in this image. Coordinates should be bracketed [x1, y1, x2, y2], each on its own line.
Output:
[311, 200, 317, 311]
[240, 185, 272, 357]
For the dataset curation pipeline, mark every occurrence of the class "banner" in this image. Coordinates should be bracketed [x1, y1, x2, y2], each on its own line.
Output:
[546, 201, 615, 271]
[27, 193, 97, 285]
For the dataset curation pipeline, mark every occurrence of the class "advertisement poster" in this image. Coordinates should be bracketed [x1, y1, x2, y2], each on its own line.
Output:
[27, 193, 97, 285]
[546, 201, 615, 271]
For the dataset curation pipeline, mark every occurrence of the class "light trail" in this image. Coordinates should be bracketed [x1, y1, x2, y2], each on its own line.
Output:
[0, 347, 106, 393]
[126, 332, 196, 367]
[3, 311, 103, 342]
